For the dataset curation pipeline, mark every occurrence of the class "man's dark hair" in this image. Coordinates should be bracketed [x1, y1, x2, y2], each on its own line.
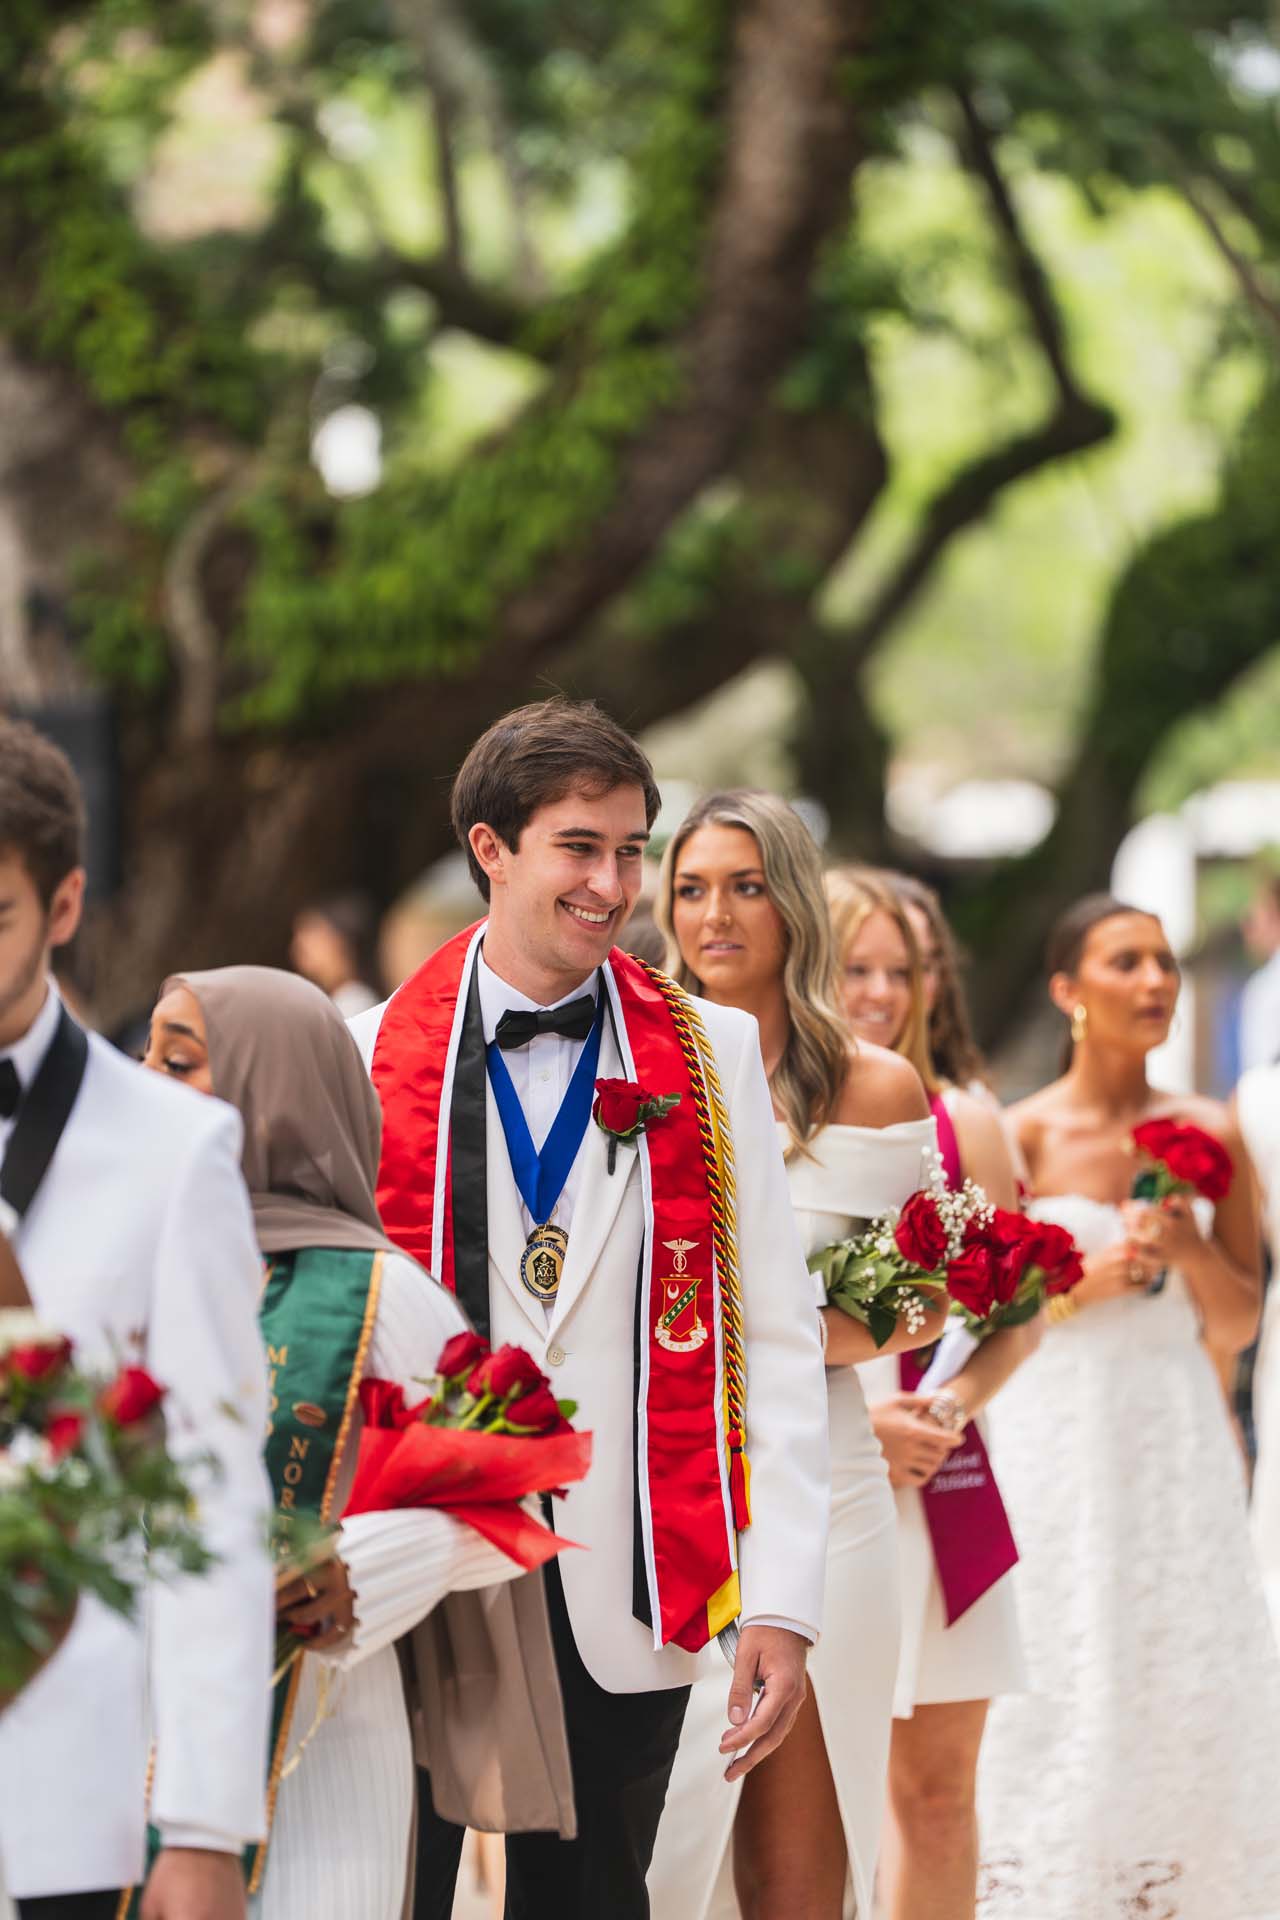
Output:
[451, 698, 661, 900]
[0, 718, 86, 907]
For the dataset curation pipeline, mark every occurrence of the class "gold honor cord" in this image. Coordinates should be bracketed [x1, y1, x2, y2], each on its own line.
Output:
[635, 961, 749, 1526]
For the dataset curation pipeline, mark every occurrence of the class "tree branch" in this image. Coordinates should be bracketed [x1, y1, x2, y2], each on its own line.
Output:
[829, 88, 1115, 670]
[429, 83, 466, 274]
[491, 0, 873, 665]
[1177, 175, 1280, 350]
[163, 466, 256, 746]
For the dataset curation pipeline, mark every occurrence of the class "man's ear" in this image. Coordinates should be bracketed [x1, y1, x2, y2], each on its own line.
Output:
[468, 823, 510, 893]
[46, 868, 85, 951]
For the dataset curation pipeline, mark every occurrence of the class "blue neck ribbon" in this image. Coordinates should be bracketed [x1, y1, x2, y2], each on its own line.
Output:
[485, 993, 605, 1224]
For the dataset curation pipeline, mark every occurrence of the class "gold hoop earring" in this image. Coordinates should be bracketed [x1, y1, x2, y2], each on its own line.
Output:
[1071, 1003, 1088, 1045]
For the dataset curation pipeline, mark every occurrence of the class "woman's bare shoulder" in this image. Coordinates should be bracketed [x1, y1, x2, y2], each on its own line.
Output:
[834, 1042, 929, 1128]
[1005, 1081, 1068, 1152]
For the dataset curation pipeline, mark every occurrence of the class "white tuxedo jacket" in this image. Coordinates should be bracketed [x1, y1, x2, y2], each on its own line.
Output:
[351, 982, 830, 1694]
[0, 1033, 272, 1900]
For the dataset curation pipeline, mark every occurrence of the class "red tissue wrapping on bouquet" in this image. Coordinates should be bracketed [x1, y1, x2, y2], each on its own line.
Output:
[344, 1389, 594, 1571]
[1132, 1118, 1233, 1202]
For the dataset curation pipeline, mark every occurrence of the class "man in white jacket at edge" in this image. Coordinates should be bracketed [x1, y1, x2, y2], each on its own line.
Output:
[0, 718, 272, 1920]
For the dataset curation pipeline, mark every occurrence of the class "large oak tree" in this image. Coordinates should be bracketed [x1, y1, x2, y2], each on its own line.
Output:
[2, 0, 1279, 1030]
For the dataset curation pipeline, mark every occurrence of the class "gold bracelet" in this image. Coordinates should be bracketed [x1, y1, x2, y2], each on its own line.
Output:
[1046, 1292, 1080, 1326]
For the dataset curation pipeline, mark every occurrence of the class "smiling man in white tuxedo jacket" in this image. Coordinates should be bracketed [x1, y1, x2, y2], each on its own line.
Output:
[0, 721, 273, 1920]
[349, 699, 830, 1920]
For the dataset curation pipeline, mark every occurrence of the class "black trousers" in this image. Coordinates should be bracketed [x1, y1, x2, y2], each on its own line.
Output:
[414, 1558, 690, 1920]
[17, 1897, 121, 1919]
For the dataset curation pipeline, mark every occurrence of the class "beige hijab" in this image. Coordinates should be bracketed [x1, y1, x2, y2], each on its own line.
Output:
[166, 966, 394, 1258]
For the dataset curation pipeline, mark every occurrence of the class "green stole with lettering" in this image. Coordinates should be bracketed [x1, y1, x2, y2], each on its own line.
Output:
[117, 1246, 382, 1918]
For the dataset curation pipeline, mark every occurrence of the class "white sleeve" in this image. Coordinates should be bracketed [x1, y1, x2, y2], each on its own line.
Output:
[148, 1104, 273, 1850]
[320, 1252, 522, 1670]
[725, 1024, 830, 1640]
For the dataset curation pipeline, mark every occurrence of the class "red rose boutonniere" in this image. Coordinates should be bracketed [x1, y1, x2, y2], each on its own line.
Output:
[593, 1079, 681, 1174]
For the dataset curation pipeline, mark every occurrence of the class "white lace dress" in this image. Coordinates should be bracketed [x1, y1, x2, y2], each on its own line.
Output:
[648, 1118, 933, 1920]
[976, 1196, 1280, 1920]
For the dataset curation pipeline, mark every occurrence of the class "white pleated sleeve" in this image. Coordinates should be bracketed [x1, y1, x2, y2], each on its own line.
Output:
[317, 1250, 524, 1672]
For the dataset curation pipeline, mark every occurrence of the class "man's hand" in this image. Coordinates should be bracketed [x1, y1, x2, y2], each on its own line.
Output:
[718, 1624, 809, 1783]
[141, 1848, 246, 1920]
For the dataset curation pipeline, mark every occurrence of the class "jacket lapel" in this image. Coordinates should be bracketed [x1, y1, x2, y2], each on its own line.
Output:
[484, 1083, 549, 1339]
[547, 1016, 639, 1336]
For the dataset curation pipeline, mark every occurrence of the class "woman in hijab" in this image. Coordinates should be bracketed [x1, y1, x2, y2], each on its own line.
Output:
[142, 966, 528, 1920]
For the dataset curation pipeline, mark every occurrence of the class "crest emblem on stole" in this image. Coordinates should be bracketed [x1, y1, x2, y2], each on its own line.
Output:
[656, 1238, 710, 1353]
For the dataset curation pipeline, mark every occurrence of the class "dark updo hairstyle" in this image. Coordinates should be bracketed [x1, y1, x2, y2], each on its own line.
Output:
[1045, 892, 1160, 1066]
[1045, 893, 1145, 978]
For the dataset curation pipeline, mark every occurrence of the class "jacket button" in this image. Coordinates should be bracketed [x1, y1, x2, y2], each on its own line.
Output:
[546, 1344, 566, 1367]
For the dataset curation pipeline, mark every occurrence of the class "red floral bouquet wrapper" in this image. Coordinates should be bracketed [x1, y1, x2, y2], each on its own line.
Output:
[342, 1334, 593, 1571]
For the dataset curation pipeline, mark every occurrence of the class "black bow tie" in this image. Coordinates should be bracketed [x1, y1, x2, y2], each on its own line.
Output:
[494, 996, 597, 1052]
[0, 1059, 20, 1120]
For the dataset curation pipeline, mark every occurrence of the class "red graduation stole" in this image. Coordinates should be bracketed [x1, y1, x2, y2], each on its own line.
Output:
[370, 921, 749, 1651]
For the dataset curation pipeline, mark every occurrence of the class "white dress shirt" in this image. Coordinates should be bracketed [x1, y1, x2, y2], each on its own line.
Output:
[475, 949, 809, 1645]
[0, 978, 62, 1157]
[475, 948, 599, 1243]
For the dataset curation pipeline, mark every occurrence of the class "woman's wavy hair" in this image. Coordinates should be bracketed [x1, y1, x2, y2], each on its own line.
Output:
[656, 790, 849, 1152]
[825, 867, 938, 1094]
[884, 871, 987, 1091]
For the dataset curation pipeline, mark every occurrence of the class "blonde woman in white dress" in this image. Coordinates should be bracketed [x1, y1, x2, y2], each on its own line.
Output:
[978, 895, 1280, 1919]
[647, 792, 947, 1920]
[827, 870, 1034, 1920]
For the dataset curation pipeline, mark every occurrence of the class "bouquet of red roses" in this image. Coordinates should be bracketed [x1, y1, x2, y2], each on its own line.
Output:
[1131, 1118, 1233, 1204]
[0, 1312, 212, 1710]
[811, 1151, 1000, 1348]
[1128, 1117, 1233, 1296]
[342, 1331, 593, 1571]
[945, 1209, 1084, 1335]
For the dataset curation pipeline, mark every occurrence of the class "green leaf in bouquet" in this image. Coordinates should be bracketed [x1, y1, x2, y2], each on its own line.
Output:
[867, 1303, 899, 1349]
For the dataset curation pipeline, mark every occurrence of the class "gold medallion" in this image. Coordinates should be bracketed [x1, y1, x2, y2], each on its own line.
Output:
[520, 1222, 569, 1302]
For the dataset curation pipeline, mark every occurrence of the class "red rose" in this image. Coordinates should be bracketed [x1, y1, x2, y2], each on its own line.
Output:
[7, 1337, 72, 1382]
[46, 1410, 86, 1459]
[946, 1241, 997, 1318]
[1133, 1120, 1233, 1202]
[1021, 1219, 1083, 1293]
[359, 1378, 432, 1428]
[593, 1079, 653, 1136]
[1044, 1246, 1084, 1295]
[470, 1344, 547, 1401]
[99, 1365, 166, 1426]
[983, 1209, 1038, 1304]
[893, 1192, 947, 1272]
[436, 1331, 490, 1382]
[503, 1384, 567, 1435]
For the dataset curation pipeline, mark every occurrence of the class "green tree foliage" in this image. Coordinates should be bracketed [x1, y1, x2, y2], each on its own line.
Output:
[1, 0, 1279, 1027]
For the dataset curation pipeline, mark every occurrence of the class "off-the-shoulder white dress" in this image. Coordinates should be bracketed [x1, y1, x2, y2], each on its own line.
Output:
[976, 1196, 1280, 1919]
[648, 1118, 933, 1919]
[252, 1251, 522, 1920]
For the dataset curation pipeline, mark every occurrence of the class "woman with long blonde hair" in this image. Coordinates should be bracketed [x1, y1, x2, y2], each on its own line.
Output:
[647, 792, 947, 1920]
[827, 868, 1032, 1920]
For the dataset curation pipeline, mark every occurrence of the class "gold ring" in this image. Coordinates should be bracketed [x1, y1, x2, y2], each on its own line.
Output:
[304, 1578, 318, 1600]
